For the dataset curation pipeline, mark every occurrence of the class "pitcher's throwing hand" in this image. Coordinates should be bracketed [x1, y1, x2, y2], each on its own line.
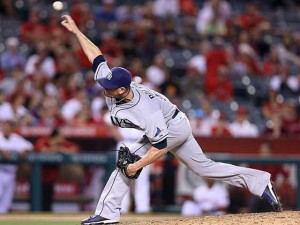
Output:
[61, 15, 79, 34]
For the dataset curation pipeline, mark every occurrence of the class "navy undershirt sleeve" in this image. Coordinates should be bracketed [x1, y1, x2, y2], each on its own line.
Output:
[92, 55, 106, 72]
[152, 138, 167, 149]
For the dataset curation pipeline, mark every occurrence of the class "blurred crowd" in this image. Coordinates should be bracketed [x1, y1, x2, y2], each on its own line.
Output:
[0, 0, 300, 139]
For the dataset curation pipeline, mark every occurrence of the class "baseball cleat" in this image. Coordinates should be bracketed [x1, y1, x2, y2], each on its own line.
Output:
[81, 215, 119, 225]
[261, 181, 283, 212]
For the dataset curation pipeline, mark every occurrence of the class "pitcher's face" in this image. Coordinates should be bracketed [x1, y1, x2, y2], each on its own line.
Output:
[104, 87, 127, 99]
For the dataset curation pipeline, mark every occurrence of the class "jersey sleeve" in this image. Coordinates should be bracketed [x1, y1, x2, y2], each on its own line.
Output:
[13, 134, 33, 152]
[92, 55, 112, 81]
[144, 110, 168, 148]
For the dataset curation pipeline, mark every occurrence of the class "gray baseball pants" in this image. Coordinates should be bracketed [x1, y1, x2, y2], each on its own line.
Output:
[95, 112, 270, 220]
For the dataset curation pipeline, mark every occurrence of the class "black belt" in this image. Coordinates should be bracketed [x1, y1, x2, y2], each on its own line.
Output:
[172, 108, 180, 119]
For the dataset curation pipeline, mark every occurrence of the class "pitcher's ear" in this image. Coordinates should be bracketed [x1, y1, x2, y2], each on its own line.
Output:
[118, 87, 126, 94]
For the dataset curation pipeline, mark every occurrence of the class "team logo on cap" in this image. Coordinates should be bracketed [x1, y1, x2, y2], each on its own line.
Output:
[106, 71, 112, 80]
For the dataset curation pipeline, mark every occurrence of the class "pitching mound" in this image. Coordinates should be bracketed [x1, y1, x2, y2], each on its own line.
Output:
[121, 211, 299, 225]
[0, 211, 299, 225]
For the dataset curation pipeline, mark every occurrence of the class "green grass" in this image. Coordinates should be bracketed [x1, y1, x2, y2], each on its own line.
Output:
[0, 213, 178, 225]
[2, 221, 79, 225]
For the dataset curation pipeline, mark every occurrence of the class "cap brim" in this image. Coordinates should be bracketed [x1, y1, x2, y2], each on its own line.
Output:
[97, 78, 120, 89]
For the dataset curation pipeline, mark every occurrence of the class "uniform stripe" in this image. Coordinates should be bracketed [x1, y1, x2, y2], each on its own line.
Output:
[99, 169, 121, 216]
[151, 133, 168, 144]
[133, 140, 149, 154]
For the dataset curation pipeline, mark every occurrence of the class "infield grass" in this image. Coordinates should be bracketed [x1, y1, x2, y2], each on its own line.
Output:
[2, 221, 79, 225]
[0, 213, 178, 225]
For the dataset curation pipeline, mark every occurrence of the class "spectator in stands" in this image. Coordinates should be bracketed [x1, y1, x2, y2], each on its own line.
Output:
[195, 98, 220, 133]
[47, 11, 65, 35]
[58, 73, 85, 102]
[190, 109, 214, 136]
[232, 3, 270, 31]
[262, 49, 281, 76]
[262, 90, 284, 138]
[20, 9, 48, 44]
[100, 33, 124, 67]
[91, 91, 106, 123]
[24, 41, 56, 80]
[0, 37, 26, 76]
[34, 128, 80, 211]
[29, 71, 58, 97]
[160, 18, 179, 48]
[61, 87, 90, 123]
[187, 40, 210, 76]
[203, 37, 230, 97]
[210, 113, 232, 137]
[145, 54, 167, 90]
[160, 72, 182, 105]
[37, 95, 63, 127]
[0, 0, 16, 17]
[269, 64, 299, 98]
[0, 120, 33, 213]
[130, 6, 157, 63]
[48, 14, 74, 62]
[275, 32, 300, 66]
[127, 58, 145, 78]
[263, 113, 283, 138]
[181, 66, 203, 102]
[153, 0, 180, 18]
[179, 0, 197, 17]
[208, 65, 233, 102]
[0, 66, 25, 97]
[281, 102, 300, 136]
[195, 0, 231, 36]
[114, 20, 136, 59]
[10, 93, 28, 122]
[70, 0, 93, 33]
[235, 42, 261, 76]
[262, 90, 283, 118]
[229, 106, 259, 137]
[181, 179, 230, 216]
[0, 90, 14, 122]
[70, 105, 93, 126]
[181, 19, 200, 49]
[94, 0, 117, 25]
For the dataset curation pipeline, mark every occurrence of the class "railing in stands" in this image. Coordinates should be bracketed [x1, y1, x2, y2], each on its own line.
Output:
[1, 153, 300, 211]
[0, 152, 116, 211]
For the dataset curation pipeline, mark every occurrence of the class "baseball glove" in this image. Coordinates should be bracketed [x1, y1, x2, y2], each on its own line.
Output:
[116, 146, 143, 179]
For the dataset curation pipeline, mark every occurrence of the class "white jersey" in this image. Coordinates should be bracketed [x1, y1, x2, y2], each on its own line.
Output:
[0, 132, 33, 173]
[106, 82, 177, 146]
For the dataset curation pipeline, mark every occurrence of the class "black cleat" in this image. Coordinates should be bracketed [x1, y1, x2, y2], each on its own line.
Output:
[261, 181, 283, 212]
[81, 215, 119, 225]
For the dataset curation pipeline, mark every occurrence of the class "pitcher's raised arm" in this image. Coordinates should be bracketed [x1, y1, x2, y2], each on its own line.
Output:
[61, 15, 101, 63]
[61, 14, 111, 81]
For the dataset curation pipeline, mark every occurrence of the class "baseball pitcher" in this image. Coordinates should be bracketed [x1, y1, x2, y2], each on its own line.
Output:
[61, 15, 282, 225]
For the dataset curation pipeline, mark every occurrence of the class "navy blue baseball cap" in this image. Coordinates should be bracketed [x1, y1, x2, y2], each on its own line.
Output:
[98, 67, 132, 89]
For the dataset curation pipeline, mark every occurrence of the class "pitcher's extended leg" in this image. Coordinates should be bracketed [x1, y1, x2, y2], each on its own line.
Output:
[172, 135, 270, 197]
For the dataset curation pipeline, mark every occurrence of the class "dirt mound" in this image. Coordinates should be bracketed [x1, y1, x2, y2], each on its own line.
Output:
[1, 211, 299, 225]
[123, 211, 300, 225]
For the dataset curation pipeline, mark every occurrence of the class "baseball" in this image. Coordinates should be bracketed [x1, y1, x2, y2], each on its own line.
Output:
[52, 1, 63, 11]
